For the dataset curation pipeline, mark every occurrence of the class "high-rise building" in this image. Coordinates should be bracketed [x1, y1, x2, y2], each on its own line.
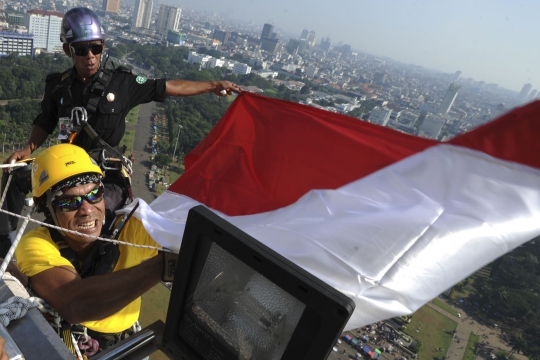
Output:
[156, 5, 181, 35]
[320, 37, 331, 52]
[260, 37, 279, 54]
[300, 29, 309, 39]
[438, 83, 460, 115]
[452, 71, 462, 82]
[261, 23, 273, 39]
[24, 9, 63, 53]
[373, 72, 387, 84]
[306, 65, 318, 78]
[102, 0, 120, 13]
[213, 30, 230, 44]
[133, 0, 153, 29]
[529, 89, 538, 100]
[340, 44, 352, 59]
[519, 83, 533, 100]
[305, 31, 316, 47]
[0, 31, 34, 57]
[167, 30, 185, 45]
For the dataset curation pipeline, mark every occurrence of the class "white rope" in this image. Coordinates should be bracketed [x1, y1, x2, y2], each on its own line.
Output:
[71, 333, 84, 360]
[0, 206, 34, 278]
[0, 206, 174, 254]
[0, 296, 45, 327]
[0, 163, 28, 169]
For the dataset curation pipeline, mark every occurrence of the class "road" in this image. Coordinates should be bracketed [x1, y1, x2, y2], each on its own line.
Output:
[128, 101, 159, 205]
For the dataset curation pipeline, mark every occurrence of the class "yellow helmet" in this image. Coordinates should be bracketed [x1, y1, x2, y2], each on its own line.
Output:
[31, 144, 103, 198]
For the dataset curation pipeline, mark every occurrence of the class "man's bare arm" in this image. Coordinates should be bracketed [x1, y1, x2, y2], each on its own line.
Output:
[3, 125, 49, 170]
[165, 80, 242, 97]
[30, 255, 163, 325]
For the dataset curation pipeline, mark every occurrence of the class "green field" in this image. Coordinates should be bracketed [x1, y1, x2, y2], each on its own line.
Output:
[139, 282, 171, 360]
[120, 129, 135, 153]
[126, 106, 139, 125]
[168, 164, 184, 184]
[432, 298, 460, 317]
[404, 305, 458, 359]
[119, 107, 140, 153]
[462, 332, 479, 360]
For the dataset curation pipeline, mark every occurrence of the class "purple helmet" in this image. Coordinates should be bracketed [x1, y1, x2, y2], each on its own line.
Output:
[60, 7, 104, 44]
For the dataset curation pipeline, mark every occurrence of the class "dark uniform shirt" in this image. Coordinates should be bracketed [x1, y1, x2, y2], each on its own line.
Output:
[33, 66, 167, 151]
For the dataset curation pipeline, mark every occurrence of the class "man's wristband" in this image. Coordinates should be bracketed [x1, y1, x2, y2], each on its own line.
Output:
[162, 251, 178, 282]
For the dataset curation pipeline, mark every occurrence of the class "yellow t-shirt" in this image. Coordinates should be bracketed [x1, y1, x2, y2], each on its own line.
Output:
[15, 217, 160, 333]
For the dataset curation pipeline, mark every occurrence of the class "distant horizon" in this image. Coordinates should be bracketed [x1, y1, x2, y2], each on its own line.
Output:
[165, 0, 538, 93]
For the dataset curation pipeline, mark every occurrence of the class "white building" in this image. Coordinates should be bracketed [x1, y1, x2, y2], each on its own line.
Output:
[398, 110, 419, 126]
[209, 58, 235, 70]
[232, 62, 251, 75]
[368, 106, 393, 126]
[133, 0, 153, 29]
[156, 5, 181, 36]
[187, 51, 212, 68]
[24, 10, 63, 53]
[253, 69, 277, 79]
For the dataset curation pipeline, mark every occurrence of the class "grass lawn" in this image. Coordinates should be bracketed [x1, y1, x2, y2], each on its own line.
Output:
[449, 288, 473, 303]
[156, 184, 166, 196]
[403, 305, 458, 359]
[120, 129, 135, 153]
[139, 282, 171, 360]
[432, 298, 460, 317]
[168, 163, 184, 184]
[462, 332, 479, 360]
[126, 106, 140, 125]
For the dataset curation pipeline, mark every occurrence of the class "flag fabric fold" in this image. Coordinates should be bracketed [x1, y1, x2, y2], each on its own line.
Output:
[124, 93, 540, 330]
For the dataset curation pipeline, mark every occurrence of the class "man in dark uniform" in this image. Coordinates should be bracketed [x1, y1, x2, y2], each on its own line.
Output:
[0, 7, 242, 255]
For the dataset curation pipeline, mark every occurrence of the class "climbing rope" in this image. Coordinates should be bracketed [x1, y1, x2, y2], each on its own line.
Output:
[0, 163, 174, 255]
[0, 296, 46, 327]
[0, 206, 171, 253]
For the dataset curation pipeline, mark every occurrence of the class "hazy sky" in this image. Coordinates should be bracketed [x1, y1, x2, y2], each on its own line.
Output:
[167, 0, 539, 92]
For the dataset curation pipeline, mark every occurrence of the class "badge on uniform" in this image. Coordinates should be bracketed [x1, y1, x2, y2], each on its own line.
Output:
[136, 76, 147, 84]
[106, 93, 115, 102]
[58, 117, 72, 140]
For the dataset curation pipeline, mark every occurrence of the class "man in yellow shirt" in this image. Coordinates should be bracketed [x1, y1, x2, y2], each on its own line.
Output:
[15, 143, 166, 355]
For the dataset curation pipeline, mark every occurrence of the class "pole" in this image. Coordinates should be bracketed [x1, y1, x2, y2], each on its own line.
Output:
[172, 124, 182, 162]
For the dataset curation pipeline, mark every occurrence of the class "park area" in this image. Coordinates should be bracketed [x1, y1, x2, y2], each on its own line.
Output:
[404, 305, 458, 359]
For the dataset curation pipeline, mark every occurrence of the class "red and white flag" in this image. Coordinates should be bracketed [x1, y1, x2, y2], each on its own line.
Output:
[126, 93, 540, 330]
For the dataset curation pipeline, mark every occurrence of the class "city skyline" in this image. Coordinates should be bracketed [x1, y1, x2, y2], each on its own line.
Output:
[166, 0, 539, 92]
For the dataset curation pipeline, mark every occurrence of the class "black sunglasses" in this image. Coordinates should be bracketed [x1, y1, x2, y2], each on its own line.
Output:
[70, 43, 104, 57]
[52, 186, 105, 212]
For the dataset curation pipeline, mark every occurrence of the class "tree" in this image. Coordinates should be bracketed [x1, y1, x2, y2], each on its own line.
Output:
[508, 335, 527, 357]
[300, 84, 311, 94]
[154, 153, 172, 168]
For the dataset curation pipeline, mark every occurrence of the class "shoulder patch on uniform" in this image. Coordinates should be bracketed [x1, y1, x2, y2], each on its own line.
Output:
[136, 76, 147, 84]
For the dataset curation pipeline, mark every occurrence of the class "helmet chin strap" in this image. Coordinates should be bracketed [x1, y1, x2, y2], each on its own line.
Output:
[46, 188, 67, 237]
